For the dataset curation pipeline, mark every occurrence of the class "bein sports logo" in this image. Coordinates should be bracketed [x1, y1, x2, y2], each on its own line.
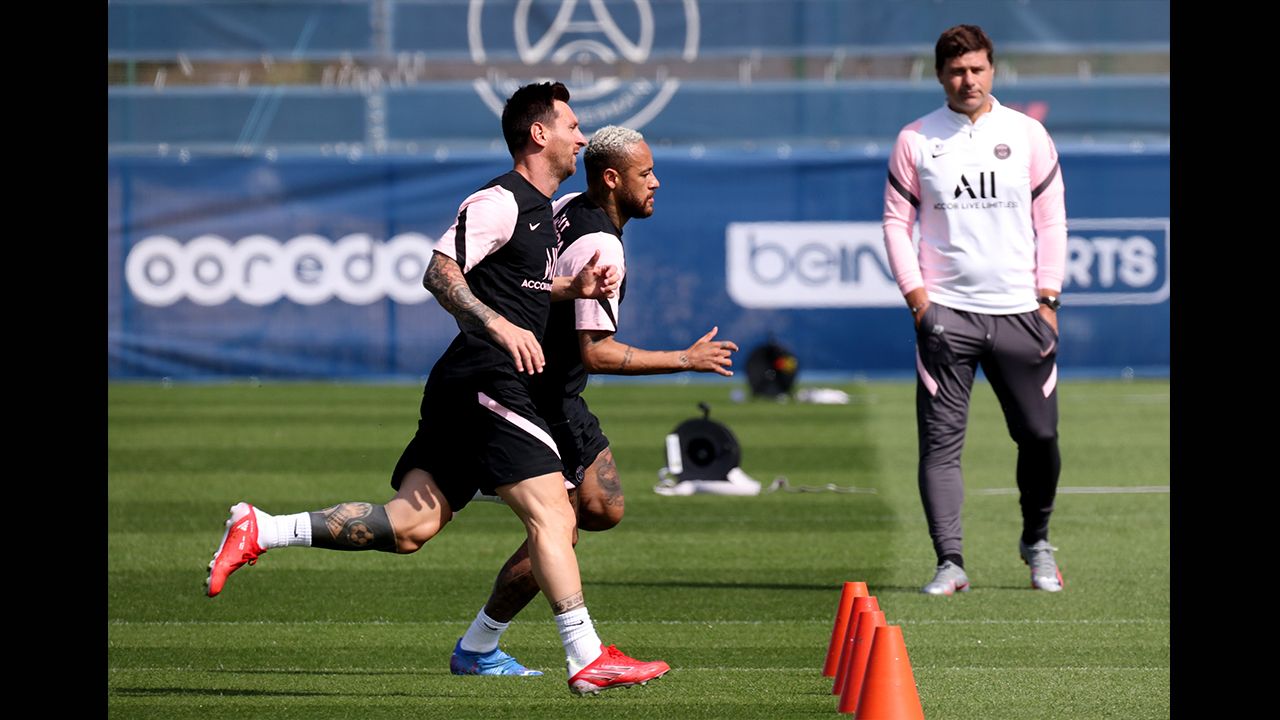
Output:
[726, 222, 903, 309]
[1062, 218, 1170, 305]
[725, 219, 1171, 309]
[124, 233, 435, 307]
[469, 0, 700, 130]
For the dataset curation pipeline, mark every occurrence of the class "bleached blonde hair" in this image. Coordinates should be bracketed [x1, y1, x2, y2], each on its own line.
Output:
[584, 125, 646, 179]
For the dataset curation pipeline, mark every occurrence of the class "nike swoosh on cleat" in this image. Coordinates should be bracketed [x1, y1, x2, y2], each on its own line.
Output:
[293, 519, 299, 538]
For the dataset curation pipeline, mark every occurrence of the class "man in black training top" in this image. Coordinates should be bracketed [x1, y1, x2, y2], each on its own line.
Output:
[205, 84, 671, 696]
[449, 125, 738, 677]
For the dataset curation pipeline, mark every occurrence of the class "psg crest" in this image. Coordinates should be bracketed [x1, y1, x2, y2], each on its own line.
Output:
[468, 0, 701, 132]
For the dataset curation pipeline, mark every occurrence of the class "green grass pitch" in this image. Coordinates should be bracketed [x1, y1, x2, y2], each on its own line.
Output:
[108, 378, 1169, 719]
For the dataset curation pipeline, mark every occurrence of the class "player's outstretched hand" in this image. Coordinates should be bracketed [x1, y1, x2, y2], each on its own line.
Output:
[485, 315, 545, 375]
[686, 326, 738, 376]
[571, 249, 620, 299]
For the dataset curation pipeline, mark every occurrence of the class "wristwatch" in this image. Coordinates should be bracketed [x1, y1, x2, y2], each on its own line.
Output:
[1037, 295, 1062, 312]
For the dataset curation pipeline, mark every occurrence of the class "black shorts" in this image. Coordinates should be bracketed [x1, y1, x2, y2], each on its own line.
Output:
[546, 395, 610, 488]
[391, 378, 564, 512]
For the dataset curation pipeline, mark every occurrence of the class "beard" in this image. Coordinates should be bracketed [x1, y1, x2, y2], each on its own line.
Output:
[620, 191, 653, 220]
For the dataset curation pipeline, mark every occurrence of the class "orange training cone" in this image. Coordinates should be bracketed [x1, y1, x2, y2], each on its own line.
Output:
[822, 582, 868, 676]
[853, 625, 925, 720]
[836, 609, 886, 713]
[832, 596, 880, 695]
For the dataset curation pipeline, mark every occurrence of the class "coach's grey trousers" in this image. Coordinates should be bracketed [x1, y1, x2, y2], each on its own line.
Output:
[914, 303, 1062, 562]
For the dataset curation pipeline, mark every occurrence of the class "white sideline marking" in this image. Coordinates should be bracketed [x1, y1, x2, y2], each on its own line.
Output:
[972, 485, 1170, 496]
[106, 667, 822, 674]
[896, 618, 1167, 625]
[110, 664, 1167, 674]
[110, 618, 1166, 627]
[911, 665, 1168, 672]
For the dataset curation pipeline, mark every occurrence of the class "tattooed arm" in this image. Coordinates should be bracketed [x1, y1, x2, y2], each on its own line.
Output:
[577, 325, 738, 376]
[423, 250, 544, 374]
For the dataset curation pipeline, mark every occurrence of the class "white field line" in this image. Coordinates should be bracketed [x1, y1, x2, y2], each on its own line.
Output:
[109, 618, 1167, 627]
[109, 665, 1168, 674]
[972, 485, 1169, 496]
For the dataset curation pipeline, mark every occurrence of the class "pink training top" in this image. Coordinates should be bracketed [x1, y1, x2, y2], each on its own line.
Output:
[882, 96, 1066, 313]
[551, 193, 626, 333]
[434, 184, 521, 273]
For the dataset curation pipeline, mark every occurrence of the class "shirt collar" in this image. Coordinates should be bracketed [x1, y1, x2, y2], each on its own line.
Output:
[943, 95, 1001, 129]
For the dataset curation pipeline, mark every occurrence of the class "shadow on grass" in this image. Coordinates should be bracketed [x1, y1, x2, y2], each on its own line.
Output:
[587, 579, 838, 592]
[588, 579, 1046, 595]
[587, 579, 932, 594]
[970, 583, 1059, 592]
[825, 583, 1050, 593]
[210, 668, 454, 676]
[110, 686, 419, 698]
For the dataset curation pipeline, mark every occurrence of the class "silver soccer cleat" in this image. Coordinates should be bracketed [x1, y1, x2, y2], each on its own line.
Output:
[1019, 539, 1064, 592]
[921, 560, 971, 595]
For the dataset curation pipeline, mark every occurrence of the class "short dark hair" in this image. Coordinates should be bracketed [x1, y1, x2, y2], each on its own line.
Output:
[501, 81, 571, 156]
[935, 25, 994, 74]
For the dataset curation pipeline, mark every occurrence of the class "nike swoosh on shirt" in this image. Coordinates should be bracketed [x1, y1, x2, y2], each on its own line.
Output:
[529, 222, 541, 230]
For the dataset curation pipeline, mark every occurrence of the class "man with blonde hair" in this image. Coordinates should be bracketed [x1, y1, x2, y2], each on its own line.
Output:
[450, 125, 737, 689]
[205, 83, 664, 696]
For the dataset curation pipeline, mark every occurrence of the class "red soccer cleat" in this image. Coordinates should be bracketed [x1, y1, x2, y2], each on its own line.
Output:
[568, 644, 671, 696]
[205, 502, 266, 597]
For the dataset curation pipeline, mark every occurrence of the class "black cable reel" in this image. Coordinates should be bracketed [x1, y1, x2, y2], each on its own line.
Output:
[655, 402, 760, 496]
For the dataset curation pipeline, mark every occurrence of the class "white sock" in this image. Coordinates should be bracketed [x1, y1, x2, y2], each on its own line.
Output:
[459, 608, 509, 654]
[254, 509, 312, 549]
[557, 606, 604, 676]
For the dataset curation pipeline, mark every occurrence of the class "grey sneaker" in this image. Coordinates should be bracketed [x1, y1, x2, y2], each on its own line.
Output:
[921, 560, 970, 595]
[1019, 539, 1064, 592]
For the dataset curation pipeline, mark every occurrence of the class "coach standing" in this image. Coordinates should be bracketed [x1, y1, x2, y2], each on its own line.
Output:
[881, 25, 1068, 595]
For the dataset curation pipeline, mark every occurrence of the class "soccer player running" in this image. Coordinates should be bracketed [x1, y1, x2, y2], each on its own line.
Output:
[881, 25, 1068, 595]
[449, 125, 738, 680]
[204, 82, 671, 695]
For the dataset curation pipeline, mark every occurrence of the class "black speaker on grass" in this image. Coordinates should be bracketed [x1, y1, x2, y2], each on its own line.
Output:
[746, 339, 799, 398]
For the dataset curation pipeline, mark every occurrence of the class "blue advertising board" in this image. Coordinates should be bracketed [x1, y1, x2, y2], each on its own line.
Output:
[108, 147, 1169, 379]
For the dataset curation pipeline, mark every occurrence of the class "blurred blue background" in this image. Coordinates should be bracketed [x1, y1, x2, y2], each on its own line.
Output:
[108, 0, 1170, 380]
